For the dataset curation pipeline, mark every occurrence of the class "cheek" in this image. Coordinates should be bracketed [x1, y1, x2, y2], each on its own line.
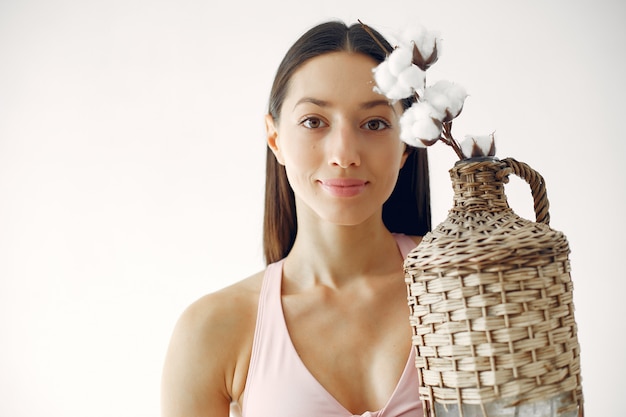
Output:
[374, 144, 406, 188]
[281, 142, 317, 170]
[377, 141, 406, 168]
[280, 142, 321, 190]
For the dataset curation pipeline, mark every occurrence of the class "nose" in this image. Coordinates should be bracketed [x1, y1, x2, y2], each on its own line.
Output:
[327, 123, 361, 168]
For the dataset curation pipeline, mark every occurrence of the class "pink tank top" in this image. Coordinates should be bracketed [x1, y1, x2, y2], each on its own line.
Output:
[241, 234, 423, 417]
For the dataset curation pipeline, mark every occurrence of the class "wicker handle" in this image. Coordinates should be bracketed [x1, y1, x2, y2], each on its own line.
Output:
[498, 157, 551, 225]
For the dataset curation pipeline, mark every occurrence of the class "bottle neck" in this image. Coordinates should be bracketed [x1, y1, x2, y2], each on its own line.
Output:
[449, 158, 510, 212]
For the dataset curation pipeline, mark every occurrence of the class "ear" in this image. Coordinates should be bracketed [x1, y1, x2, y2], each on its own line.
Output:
[265, 114, 285, 165]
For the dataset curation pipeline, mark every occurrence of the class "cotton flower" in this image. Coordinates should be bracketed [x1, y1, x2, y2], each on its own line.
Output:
[373, 47, 425, 101]
[399, 101, 443, 147]
[395, 24, 441, 71]
[388, 46, 412, 76]
[460, 133, 496, 158]
[365, 19, 493, 161]
[423, 80, 468, 122]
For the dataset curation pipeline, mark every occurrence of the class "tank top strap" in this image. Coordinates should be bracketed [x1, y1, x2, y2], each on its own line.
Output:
[242, 259, 285, 412]
[393, 233, 419, 258]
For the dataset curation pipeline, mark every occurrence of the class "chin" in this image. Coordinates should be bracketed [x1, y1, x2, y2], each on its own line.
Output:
[321, 211, 377, 228]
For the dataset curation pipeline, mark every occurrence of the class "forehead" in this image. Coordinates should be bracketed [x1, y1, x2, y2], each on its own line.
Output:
[285, 52, 384, 104]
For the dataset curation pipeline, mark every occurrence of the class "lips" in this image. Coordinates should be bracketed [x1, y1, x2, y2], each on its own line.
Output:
[318, 178, 368, 197]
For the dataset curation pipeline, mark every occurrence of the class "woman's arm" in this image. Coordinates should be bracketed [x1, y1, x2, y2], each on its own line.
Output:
[161, 275, 261, 417]
[161, 294, 233, 416]
[161, 271, 263, 417]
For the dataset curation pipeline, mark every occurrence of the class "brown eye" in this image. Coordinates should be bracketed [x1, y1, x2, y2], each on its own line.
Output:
[362, 119, 391, 131]
[301, 117, 327, 129]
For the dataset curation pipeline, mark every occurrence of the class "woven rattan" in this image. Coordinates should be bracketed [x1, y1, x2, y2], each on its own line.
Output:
[404, 157, 583, 417]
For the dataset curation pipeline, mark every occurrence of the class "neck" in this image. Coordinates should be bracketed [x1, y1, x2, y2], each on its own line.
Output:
[282, 216, 402, 291]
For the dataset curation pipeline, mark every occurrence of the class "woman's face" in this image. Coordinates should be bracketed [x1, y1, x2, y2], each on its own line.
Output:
[266, 51, 407, 227]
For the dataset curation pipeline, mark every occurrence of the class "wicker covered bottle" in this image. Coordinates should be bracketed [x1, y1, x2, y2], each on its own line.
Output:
[404, 157, 583, 417]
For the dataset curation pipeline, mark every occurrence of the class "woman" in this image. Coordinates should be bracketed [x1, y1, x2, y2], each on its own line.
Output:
[161, 20, 431, 417]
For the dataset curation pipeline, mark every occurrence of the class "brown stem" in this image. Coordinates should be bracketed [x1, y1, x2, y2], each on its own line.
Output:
[442, 121, 464, 159]
[358, 19, 392, 56]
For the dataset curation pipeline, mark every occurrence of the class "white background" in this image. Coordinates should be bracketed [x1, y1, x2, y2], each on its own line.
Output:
[1, 0, 624, 416]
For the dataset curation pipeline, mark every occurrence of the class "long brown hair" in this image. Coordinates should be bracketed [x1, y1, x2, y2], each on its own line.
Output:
[263, 21, 431, 264]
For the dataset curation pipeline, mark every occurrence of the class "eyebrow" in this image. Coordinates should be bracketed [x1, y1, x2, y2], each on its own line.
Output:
[293, 97, 396, 113]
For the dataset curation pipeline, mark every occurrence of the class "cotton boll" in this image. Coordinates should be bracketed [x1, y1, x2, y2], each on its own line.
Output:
[421, 87, 448, 120]
[373, 61, 396, 95]
[397, 65, 425, 95]
[387, 47, 413, 76]
[397, 25, 435, 56]
[372, 50, 420, 100]
[394, 24, 441, 70]
[395, 25, 425, 45]
[477, 133, 496, 156]
[424, 80, 468, 122]
[373, 62, 422, 100]
[409, 101, 439, 120]
[400, 130, 427, 148]
[460, 133, 496, 158]
[460, 137, 477, 158]
[399, 103, 443, 145]
[414, 30, 438, 61]
[385, 82, 413, 101]
[410, 117, 442, 142]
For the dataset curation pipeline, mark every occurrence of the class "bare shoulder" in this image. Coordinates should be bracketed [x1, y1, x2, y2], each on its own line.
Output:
[190, 270, 265, 325]
[177, 271, 264, 349]
[161, 270, 265, 417]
